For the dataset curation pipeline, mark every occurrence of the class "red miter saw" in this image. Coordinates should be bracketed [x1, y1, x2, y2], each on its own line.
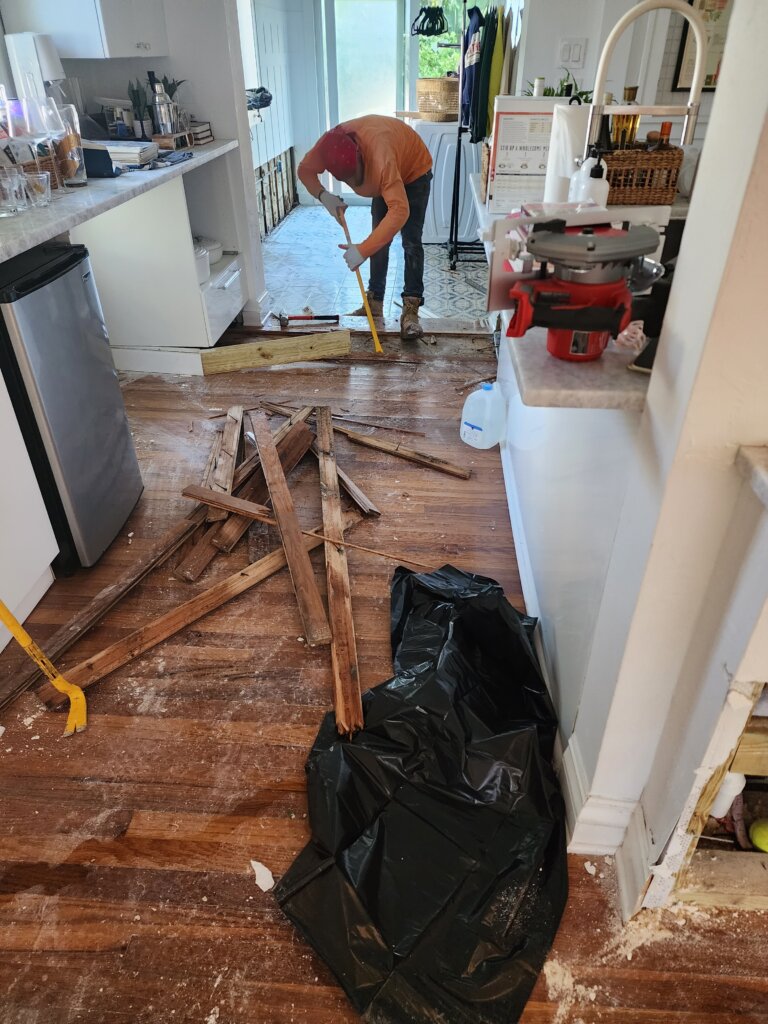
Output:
[507, 222, 661, 362]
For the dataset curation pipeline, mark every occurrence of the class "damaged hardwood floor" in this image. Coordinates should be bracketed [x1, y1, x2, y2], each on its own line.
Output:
[0, 345, 767, 1023]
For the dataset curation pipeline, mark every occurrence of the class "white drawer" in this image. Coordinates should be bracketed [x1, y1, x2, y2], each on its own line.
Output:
[202, 254, 244, 345]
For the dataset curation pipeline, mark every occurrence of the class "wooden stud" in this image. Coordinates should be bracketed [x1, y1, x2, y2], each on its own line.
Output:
[36, 529, 334, 710]
[316, 407, 363, 736]
[250, 411, 331, 646]
[201, 331, 351, 376]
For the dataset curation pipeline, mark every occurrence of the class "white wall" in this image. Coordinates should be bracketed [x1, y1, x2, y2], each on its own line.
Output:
[249, 0, 295, 168]
[568, 0, 768, 854]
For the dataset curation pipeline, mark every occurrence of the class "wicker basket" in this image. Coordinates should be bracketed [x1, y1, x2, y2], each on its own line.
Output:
[604, 146, 683, 205]
[416, 77, 459, 122]
[20, 154, 61, 190]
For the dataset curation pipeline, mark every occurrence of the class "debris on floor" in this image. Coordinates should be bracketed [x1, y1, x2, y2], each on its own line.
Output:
[23, 400, 473, 742]
[250, 860, 275, 891]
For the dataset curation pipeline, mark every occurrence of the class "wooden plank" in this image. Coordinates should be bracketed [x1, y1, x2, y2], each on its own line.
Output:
[182, 485, 432, 569]
[731, 717, 768, 776]
[173, 522, 224, 583]
[262, 400, 471, 479]
[214, 420, 314, 554]
[201, 331, 351, 376]
[316, 407, 363, 736]
[37, 530, 329, 709]
[310, 442, 381, 517]
[0, 507, 207, 713]
[200, 429, 223, 488]
[676, 848, 768, 910]
[232, 405, 313, 491]
[257, 398, 426, 438]
[183, 485, 271, 519]
[250, 411, 331, 647]
[207, 405, 243, 521]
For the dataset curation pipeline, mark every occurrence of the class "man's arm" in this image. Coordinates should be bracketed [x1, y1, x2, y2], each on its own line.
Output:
[357, 172, 410, 259]
[297, 146, 325, 199]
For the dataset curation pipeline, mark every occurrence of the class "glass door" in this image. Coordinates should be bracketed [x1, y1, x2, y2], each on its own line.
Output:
[323, 0, 406, 197]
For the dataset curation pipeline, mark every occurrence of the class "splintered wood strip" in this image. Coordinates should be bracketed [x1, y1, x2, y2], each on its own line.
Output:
[200, 429, 223, 488]
[316, 407, 363, 736]
[261, 399, 426, 438]
[37, 528, 329, 710]
[207, 405, 243, 521]
[175, 416, 314, 581]
[0, 506, 208, 714]
[250, 411, 331, 647]
[182, 485, 434, 569]
[309, 441, 381, 517]
[232, 405, 313, 491]
[247, 519, 280, 563]
[213, 421, 314, 554]
[262, 400, 470, 478]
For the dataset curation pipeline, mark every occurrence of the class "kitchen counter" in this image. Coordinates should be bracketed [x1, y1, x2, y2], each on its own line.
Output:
[504, 327, 649, 411]
[0, 139, 239, 263]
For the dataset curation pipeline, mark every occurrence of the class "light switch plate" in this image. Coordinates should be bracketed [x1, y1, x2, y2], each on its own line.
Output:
[558, 37, 586, 70]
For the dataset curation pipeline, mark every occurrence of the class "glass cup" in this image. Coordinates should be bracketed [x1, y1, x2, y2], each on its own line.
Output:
[24, 170, 51, 207]
[55, 103, 87, 187]
[0, 168, 24, 217]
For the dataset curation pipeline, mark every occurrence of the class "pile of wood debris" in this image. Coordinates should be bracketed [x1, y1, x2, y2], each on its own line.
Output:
[11, 402, 472, 736]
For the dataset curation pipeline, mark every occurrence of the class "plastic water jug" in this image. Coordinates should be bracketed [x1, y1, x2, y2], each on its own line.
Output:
[460, 382, 505, 449]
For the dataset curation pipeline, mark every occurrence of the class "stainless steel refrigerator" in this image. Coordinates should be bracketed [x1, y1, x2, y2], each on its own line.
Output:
[0, 244, 143, 573]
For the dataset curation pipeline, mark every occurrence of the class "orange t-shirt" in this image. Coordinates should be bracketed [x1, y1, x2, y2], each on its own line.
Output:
[298, 115, 432, 259]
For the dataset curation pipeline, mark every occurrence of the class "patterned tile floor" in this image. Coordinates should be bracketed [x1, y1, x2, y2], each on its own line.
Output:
[262, 204, 489, 320]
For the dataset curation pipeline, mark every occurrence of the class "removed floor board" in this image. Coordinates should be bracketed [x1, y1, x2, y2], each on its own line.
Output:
[207, 405, 244, 521]
[3, 357, 767, 1024]
[36, 529, 331, 709]
[202, 330, 351, 375]
[227, 315, 491, 337]
[251, 410, 332, 647]
[316, 407, 363, 736]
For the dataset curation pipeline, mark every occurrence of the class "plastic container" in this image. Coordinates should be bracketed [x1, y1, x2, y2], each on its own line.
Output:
[572, 161, 610, 205]
[460, 382, 505, 449]
[568, 146, 607, 202]
[195, 236, 223, 265]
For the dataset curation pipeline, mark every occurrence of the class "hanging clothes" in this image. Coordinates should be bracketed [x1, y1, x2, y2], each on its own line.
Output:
[486, 5, 506, 136]
[461, 6, 485, 127]
[471, 6, 497, 144]
[499, 7, 515, 98]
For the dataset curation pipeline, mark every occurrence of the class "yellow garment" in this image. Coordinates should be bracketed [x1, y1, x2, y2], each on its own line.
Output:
[486, 5, 506, 136]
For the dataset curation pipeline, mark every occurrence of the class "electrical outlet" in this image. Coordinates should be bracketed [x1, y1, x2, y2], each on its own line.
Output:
[558, 37, 586, 70]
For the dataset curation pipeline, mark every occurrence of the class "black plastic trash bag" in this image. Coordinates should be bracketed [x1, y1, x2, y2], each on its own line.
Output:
[275, 565, 567, 1023]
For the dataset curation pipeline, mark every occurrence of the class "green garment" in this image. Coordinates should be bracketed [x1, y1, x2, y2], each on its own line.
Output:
[486, 6, 505, 136]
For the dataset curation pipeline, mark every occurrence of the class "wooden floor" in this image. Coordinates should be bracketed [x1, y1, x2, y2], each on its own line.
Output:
[1, 344, 767, 1023]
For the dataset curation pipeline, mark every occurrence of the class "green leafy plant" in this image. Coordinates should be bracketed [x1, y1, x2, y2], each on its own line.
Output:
[127, 79, 149, 119]
[524, 68, 592, 103]
[161, 75, 187, 100]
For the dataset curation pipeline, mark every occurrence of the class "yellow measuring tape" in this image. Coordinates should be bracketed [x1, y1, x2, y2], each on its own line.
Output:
[0, 599, 87, 737]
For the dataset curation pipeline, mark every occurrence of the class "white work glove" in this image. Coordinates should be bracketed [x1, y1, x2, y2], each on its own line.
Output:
[339, 244, 364, 271]
[318, 188, 347, 223]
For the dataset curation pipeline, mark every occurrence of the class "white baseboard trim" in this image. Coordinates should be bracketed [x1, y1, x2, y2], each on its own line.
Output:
[563, 736, 639, 855]
[243, 290, 273, 327]
[0, 567, 55, 655]
[112, 347, 204, 376]
[615, 800, 652, 920]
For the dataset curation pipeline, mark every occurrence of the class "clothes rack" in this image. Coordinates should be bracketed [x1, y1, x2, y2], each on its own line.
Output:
[447, 0, 485, 270]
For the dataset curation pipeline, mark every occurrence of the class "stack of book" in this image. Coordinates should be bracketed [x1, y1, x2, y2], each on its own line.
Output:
[190, 121, 214, 146]
[84, 138, 159, 165]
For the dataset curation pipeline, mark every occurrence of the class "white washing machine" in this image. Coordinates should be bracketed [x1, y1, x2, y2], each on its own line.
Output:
[413, 120, 480, 244]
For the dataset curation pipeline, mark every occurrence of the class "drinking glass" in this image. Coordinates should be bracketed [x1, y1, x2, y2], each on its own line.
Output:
[24, 170, 51, 207]
[0, 168, 25, 216]
[55, 104, 87, 187]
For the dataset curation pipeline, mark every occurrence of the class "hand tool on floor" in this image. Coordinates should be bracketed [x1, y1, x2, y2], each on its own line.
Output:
[272, 311, 340, 330]
[0, 598, 87, 736]
[338, 209, 383, 355]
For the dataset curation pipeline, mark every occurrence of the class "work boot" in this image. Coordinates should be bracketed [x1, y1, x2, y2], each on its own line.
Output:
[347, 292, 383, 317]
[400, 296, 423, 340]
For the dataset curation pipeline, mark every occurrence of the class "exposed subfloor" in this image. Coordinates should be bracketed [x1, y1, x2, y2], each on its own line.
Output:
[1, 349, 767, 1023]
[263, 204, 489, 320]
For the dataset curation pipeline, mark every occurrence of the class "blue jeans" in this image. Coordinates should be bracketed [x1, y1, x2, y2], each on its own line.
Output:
[368, 171, 432, 303]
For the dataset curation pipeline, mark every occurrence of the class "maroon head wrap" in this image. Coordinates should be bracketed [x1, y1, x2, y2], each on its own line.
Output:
[316, 126, 359, 179]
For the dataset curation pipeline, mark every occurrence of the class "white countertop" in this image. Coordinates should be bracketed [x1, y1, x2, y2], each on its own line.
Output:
[504, 326, 649, 411]
[0, 139, 239, 263]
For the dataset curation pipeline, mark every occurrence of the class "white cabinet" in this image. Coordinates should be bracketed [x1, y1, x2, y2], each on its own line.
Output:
[0, 372, 57, 654]
[0, 0, 168, 58]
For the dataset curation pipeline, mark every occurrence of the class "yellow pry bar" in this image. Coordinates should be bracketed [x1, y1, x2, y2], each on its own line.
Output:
[0, 599, 87, 736]
[339, 210, 383, 355]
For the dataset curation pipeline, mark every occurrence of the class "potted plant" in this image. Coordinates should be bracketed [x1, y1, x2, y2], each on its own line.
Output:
[128, 80, 151, 139]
